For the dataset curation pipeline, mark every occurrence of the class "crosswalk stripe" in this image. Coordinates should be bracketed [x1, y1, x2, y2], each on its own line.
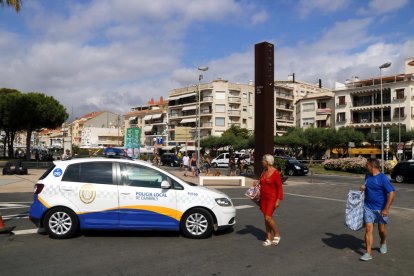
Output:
[12, 229, 38, 235]
[235, 205, 254, 210]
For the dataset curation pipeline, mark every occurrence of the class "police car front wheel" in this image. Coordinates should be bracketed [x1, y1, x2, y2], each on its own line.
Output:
[44, 207, 79, 239]
[181, 208, 214, 239]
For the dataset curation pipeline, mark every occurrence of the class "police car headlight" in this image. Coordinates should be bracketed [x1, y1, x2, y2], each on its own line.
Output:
[294, 165, 301, 170]
[215, 198, 232, 207]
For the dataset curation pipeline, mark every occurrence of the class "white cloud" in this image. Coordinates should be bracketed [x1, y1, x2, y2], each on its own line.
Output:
[0, 0, 267, 116]
[251, 10, 269, 24]
[297, 0, 350, 18]
[363, 0, 409, 14]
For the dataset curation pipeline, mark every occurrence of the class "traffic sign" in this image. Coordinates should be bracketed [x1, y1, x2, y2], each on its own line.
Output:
[125, 127, 141, 149]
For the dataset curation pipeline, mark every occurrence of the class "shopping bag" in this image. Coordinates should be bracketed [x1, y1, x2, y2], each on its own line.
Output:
[345, 190, 365, 231]
[245, 184, 260, 205]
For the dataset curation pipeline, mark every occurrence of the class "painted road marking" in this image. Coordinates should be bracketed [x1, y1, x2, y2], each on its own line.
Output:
[12, 229, 38, 235]
[235, 205, 254, 210]
[3, 214, 29, 220]
[0, 203, 30, 210]
[232, 195, 414, 212]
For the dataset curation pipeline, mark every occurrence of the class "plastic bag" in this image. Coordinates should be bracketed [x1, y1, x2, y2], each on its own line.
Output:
[345, 190, 365, 231]
[245, 184, 260, 205]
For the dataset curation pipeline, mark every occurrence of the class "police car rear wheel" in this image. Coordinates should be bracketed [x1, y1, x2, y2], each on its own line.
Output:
[44, 207, 78, 239]
[181, 208, 213, 239]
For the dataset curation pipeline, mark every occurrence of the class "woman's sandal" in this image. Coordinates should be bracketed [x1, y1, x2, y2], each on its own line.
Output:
[262, 239, 272, 247]
[272, 236, 281, 246]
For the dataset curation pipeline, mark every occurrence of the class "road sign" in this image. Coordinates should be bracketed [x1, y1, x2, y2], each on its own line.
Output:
[125, 127, 141, 149]
[397, 143, 403, 150]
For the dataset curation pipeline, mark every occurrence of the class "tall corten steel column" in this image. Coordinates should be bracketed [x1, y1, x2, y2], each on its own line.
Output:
[254, 42, 274, 176]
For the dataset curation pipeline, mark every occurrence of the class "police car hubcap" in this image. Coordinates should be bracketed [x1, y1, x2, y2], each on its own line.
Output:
[49, 212, 72, 235]
[186, 213, 208, 235]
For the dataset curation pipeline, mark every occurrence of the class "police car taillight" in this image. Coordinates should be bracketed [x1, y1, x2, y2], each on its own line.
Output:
[34, 183, 44, 194]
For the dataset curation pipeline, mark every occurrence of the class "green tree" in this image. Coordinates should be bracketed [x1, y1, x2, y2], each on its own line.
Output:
[274, 127, 307, 158]
[0, 88, 24, 157]
[222, 125, 250, 139]
[303, 127, 325, 159]
[21, 93, 68, 160]
[336, 127, 365, 157]
[0, 0, 21, 12]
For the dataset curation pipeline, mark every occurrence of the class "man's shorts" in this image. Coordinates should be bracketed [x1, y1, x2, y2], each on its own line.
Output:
[364, 206, 388, 224]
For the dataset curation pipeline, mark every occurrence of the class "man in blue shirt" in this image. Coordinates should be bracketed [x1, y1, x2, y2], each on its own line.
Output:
[360, 158, 395, 261]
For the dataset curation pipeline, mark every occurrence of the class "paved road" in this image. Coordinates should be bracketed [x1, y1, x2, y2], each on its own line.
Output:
[0, 174, 413, 276]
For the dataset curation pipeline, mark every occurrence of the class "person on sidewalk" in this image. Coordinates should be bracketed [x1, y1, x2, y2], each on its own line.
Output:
[253, 154, 283, 247]
[182, 153, 190, 172]
[359, 158, 395, 261]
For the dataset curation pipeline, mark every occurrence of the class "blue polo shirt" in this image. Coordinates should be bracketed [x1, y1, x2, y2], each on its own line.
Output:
[364, 173, 395, 210]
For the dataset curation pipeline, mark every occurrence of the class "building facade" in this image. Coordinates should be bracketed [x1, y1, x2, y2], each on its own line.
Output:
[275, 77, 332, 134]
[333, 59, 414, 135]
[167, 79, 254, 144]
[80, 127, 122, 147]
[295, 91, 335, 129]
[124, 97, 168, 147]
[70, 111, 123, 146]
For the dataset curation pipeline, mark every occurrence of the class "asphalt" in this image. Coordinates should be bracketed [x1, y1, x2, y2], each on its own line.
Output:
[0, 172, 413, 276]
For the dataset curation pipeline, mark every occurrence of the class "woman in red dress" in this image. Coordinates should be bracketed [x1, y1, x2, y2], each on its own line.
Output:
[254, 154, 283, 246]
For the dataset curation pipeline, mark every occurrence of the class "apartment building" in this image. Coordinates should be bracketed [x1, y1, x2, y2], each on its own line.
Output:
[124, 97, 168, 147]
[167, 79, 254, 144]
[274, 84, 295, 136]
[80, 127, 122, 147]
[275, 76, 332, 134]
[70, 111, 123, 146]
[334, 59, 414, 135]
[295, 91, 335, 129]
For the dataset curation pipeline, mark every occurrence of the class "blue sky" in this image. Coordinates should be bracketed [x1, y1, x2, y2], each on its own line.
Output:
[1, 0, 413, 116]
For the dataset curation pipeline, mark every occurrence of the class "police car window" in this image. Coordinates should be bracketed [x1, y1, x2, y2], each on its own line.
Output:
[80, 162, 113, 185]
[121, 164, 167, 188]
[62, 164, 80, 182]
[39, 164, 56, 180]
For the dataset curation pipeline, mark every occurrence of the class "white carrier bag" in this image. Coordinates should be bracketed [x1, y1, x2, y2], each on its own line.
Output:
[345, 190, 365, 231]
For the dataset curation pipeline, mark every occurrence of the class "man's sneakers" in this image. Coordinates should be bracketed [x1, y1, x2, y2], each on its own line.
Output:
[380, 243, 387, 254]
[360, 253, 373, 261]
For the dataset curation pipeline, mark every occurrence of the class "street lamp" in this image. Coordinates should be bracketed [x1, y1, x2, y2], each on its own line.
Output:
[197, 66, 208, 168]
[379, 62, 391, 172]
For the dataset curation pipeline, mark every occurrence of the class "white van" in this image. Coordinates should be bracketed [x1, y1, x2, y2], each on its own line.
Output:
[211, 152, 251, 168]
[29, 158, 236, 239]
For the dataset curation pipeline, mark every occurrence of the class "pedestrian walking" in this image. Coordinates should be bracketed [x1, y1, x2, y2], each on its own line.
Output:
[229, 155, 236, 176]
[61, 149, 72, 160]
[182, 153, 190, 172]
[204, 155, 211, 176]
[253, 154, 283, 247]
[190, 154, 197, 177]
[359, 158, 395, 261]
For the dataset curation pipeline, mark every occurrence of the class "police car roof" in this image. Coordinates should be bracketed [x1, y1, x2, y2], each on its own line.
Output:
[54, 157, 151, 166]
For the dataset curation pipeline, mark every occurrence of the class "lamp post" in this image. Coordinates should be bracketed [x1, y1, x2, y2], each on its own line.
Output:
[197, 66, 208, 168]
[379, 62, 391, 172]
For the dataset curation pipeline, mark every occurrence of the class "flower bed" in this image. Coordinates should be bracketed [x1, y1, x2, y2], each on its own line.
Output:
[323, 157, 396, 174]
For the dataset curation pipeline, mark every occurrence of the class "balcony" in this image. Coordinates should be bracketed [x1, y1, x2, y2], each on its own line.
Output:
[393, 96, 407, 102]
[336, 102, 347, 108]
[276, 105, 294, 111]
[200, 109, 212, 116]
[228, 110, 241, 116]
[316, 108, 332, 115]
[228, 122, 240, 127]
[276, 115, 294, 121]
[275, 92, 294, 99]
[393, 114, 406, 120]
[202, 96, 213, 102]
[336, 119, 347, 124]
[201, 122, 213, 128]
[228, 96, 241, 103]
[350, 117, 391, 125]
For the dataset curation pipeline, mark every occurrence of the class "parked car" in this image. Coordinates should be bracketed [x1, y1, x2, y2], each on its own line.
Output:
[2, 161, 28, 175]
[211, 152, 251, 168]
[160, 153, 179, 167]
[275, 156, 308, 176]
[391, 160, 414, 183]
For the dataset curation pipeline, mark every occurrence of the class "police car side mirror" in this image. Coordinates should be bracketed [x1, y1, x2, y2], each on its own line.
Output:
[161, 180, 171, 189]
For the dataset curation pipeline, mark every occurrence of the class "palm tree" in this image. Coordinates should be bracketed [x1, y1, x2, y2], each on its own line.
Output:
[0, 0, 22, 12]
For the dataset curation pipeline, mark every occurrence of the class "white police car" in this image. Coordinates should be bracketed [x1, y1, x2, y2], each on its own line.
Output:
[29, 158, 236, 239]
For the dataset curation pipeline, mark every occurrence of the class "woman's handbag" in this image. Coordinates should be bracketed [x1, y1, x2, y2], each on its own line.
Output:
[245, 183, 261, 205]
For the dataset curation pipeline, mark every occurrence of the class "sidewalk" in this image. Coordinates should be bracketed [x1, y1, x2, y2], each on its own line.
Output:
[0, 169, 43, 193]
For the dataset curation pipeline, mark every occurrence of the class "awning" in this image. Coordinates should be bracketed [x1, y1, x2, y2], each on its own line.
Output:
[332, 148, 381, 155]
[182, 105, 197, 111]
[143, 125, 153, 132]
[151, 113, 162, 119]
[180, 146, 200, 152]
[180, 118, 197, 123]
[128, 116, 137, 121]
[168, 93, 196, 101]
[162, 146, 176, 151]
[316, 115, 328, 121]
[143, 115, 153, 121]
[168, 95, 181, 101]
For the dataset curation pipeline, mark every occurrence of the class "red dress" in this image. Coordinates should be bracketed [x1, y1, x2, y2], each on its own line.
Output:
[260, 169, 283, 216]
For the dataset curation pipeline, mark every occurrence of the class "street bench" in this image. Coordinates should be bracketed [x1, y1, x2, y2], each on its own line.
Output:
[199, 176, 246, 187]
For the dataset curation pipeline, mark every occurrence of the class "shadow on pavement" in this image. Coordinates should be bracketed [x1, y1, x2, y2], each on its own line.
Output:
[236, 225, 265, 240]
[81, 230, 181, 238]
[321, 232, 364, 255]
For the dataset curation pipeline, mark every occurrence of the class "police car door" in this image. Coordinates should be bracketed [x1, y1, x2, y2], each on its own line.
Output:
[60, 161, 119, 228]
[118, 163, 178, 230]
